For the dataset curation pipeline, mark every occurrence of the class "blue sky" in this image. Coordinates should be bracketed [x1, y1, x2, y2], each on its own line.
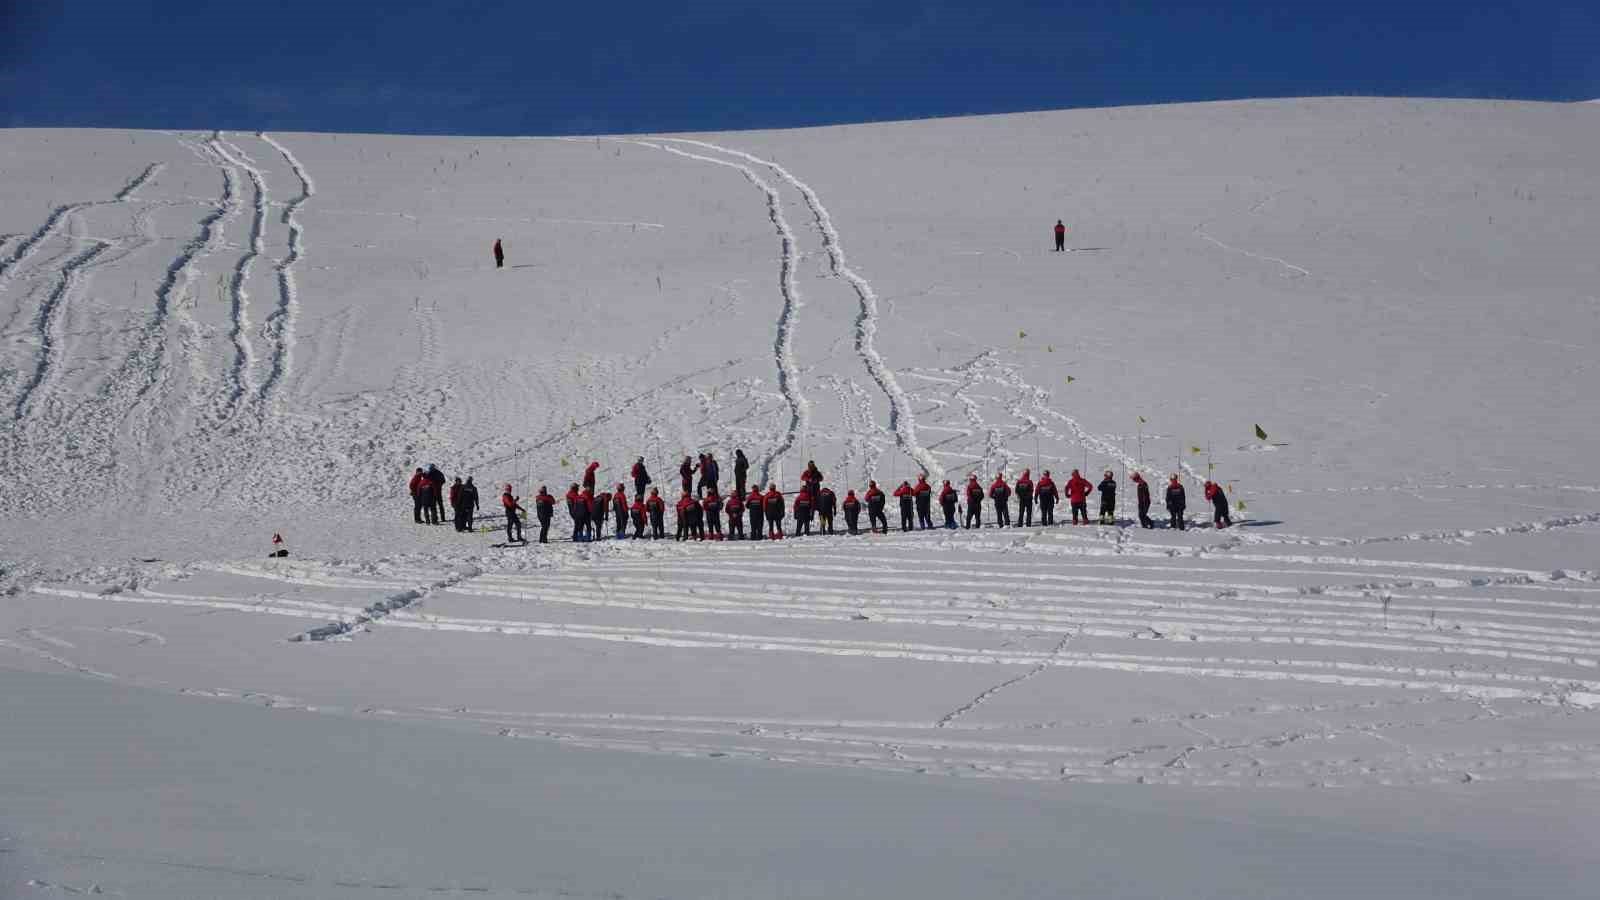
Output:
[4, 1, 1597, 134]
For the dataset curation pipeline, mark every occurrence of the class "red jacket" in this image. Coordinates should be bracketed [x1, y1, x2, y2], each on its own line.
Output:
[939, 483, 958, 503]
[725, 492, 744, 514]
[893, 483, 913, 498]
[965, 478, 983, 501]
[409, 471, 425, 495]
[501, 491, 521, 512]
[675, 494, 695, 513]
[613, 487, 628, 516]
[747, 487, 765, 509]
[989, 476, 1010, 500]
[1054, 223, 1066, 236]
[448, 483, 460, 506]
[630, 499, 647, 518]
[1036, 474, 1057, 500]
[645, 495, 665, 514]
[1066, 473, 1093, 503]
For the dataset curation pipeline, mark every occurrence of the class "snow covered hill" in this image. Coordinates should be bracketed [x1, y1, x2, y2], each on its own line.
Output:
[2, 98, 1598, 897]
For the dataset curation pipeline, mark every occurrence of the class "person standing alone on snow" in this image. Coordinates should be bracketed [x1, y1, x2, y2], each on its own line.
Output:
[493, 238, 505, 268]
[1054, 220, 1066, 252]
[1205, 480, 1232, 528]
[1132, 472, 1154, 528]
[733, 449, 749, 499]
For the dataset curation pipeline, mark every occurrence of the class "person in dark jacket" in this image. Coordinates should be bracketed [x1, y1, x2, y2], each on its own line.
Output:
[674, 492, 694, 541]
[645, 488, 666, 538]
[409, 468, 426, 523]
[793, 488, 813, 537]
[703, 490, 724, 539]
[500, 484, 525, 543]
[1053, 220, 1066, 252]
[1205, 480, 1233, 528]
[461, 477, 480, 532]
[913, 476, 934, 529]
[733, 449, 750, 499]
[1165, 475, 1187, 530]
[1131, 472, 1154, 528]
[1036, 470, 1058, 526]
[801, 461, 823, 504]
[594, 488, 611, 540]
[763, 485, 786, 539]
[685, 493, 705, 540]
[1013, 469, 1034, 527]
[746, 485, 765, 540]
[724, 488, 745, 539]
[680, 456, 697, 494]
[1098, 471, 1117, 524]
[892, 481, 915, 532]
[630, 496, 647, 538]
[418, 478, 438, 525]
[631, 457, 651, 501]
[583, 461, 600, 494]
[565, 484, 586, 541]
[450, 477, 466, 531]
[428, 464, 448, 522]
[865, 481, 888, 534]
[939, 480, 959, 528]
[842, 489, 862, 535]
[534, 486, 556, 544]
[964, 476, 984, 528]
[700, 453, 719, 497]
[817, 486, 837, 535]
[493, 238, 505, 268]
[989, 474, 1012, 527]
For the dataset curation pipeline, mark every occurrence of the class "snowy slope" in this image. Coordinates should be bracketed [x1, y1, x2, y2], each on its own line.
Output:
[2, 98, 1599, 897]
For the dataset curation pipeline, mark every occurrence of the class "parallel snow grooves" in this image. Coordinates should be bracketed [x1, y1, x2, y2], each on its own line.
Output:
[629, 139, 808, 485]
[672, 138, 943, 479]
[289, 566, 480, 642]
[207, 135, 265, 408]
[257, 132, 314, 406]
[0, 162, 161, 286]
[11, 239, 110, 420]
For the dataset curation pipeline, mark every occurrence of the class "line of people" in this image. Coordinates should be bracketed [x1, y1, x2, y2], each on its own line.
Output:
[469, 454, 1235, 546]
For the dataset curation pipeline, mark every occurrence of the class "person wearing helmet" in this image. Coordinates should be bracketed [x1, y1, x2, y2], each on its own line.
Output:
[989, 472, 1012, 528]
[1205, 480, 1233, 529]
[963, 475, 984, 528]
[631, 456, 651, 501]
[1098, 470, 1117, 525]
[534, 485, 555, 543]
[1014, 469, 1034, 527]
[893, 480, 915, 532]
[500, 484, 525, 543]
[842, 489, 863, 535]
[1036, 470, 1058, 526]
[1131, 472, 1154, 528]
[816, 485, 837, 535]
[1165, 475, 1187, 530]
[645, 487, 666, 539]
[939, 479, 959, 528]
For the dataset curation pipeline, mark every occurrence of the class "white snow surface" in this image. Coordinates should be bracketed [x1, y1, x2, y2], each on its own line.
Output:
[2, 98, 1598, 897]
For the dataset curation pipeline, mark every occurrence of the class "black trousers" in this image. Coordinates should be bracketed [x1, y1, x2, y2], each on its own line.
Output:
[537, 515, 551, 543]
[1213, 504, 1232, 527]
[634, 480, 648, 501]
[965, 504, 981, 528]
[1168, 508, 1185, 530]
[1100, 498, 1115, 522]
[869, 508, 887, 533]
[795, 515, 811, 537]
[727, 514, 745, 539]
[413, 495, 425, 523]
[1138, 499, 1153, 528]
[506, 512, 523, 543]
[942, 505, 957, 528]
[706, 511, 722, 537]
[1071, 501, 1088, 524]
[900, 503, 914, 531]
[749, 509, 764, 539]
[650, 512, 664, 538]
[1055, 233, 1065, 251]
[844, 509, 860, 534]
[818, 512, 834, 535]
[1040, 500, 1055, 526]
[993, 499, 1010, 527]
[1017, 498, 1033, 526]
[632, 513, 646, 538]
[454, 506, 468, 531]
[916, 499, 932, 529]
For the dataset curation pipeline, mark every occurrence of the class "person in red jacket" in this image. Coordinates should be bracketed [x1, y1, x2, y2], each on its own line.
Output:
[938, 479, 959, 528]
[583, 461, 600, 494]
[913, 475, 933, 529]
[629, 495, 648, 538]
[793, 487, 813, 537]
[817, 486, 837, 534]
[1053, 219, 1067, 252]
[500, 484, 525, 543]
[645, 488, 666, 538]
[674, 491, 695, 541]
[989, 473, 1012, 527]
[1066, 469, 1094, 525]
[1204, 480, 1232, 529]
[409, 467, 427, 523]
[724, 487, 745, 539]
[1036, 470, 1058, 526]
[864, 480, 888, 534]
[612, 483, 629, 539]
[534, 485, 555, 543]
[963, 475, 984, 528]
[631, 457, 651, 501]
[702, 489, 724, 540]
[763, 484, 786, 539]
[746, 485, 766, 540]
[564, 484, 585, 541]
[1014, 469, 1035, 527]
[893, 480, 915, 532]
[842, 489, 862, 535]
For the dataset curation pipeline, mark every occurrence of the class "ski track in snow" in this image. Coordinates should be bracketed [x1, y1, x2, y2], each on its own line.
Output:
[10, 239, 111, 421]
[622, 138, 808, 486]
[670, 139, 943, 480]
[257, 131, 314, 408]
[207, 134, 265, 410]
[0, 162, 161, 287]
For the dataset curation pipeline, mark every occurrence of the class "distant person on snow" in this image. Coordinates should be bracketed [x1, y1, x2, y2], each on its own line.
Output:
[913, 475, 933, 530]
[565, 484, 585, 541]
[1054, 220, 1067, 252]
[493, 238, 505, 268]
[595, 488, 612, 540]
[675, 491, 695, 541]
[1131, 472, 1154, 528]
[1205, 480, 1232, 529]
[842, 489, 862, 535]
[703, 489, 725, 539]
[612, 483, 629, 539]
[583, 461, 600, 494]
[1066, 469, 1093, 525]
[964, 475, 984, 528]
[1014, 469, 1034, 527]
[630, 495, 648, 538]
[747, 485, 766, 540]
[1036, 470, 1058, 526]
[724, 488, 745, 539]
[793, 487, 813, 537]
[534, 486, 555, 543]
[802, 461, 823, 503]
[680, 456, 697, 494]
[700, 453, 720, 497]
[1165, 475, 1187, 530]
[1098, 471, 1117, 524]
[989, 473, 1011, 528]
[501, 485, 525, 543]
[894, 481, 915, 532]
[939, 480, 959, 528]
[449, 478, 464, 531]
[427, 465, 447, 524]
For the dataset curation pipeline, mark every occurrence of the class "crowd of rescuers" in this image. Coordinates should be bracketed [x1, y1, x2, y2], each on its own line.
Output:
[411, 450, 1235, 546]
